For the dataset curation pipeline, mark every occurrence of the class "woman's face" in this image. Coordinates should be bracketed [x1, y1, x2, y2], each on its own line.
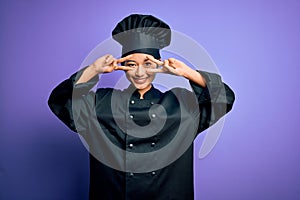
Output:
[124, 53, 158, 94]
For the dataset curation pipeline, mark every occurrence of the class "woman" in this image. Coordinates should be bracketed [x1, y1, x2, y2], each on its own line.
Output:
[48, 14, 235, 200]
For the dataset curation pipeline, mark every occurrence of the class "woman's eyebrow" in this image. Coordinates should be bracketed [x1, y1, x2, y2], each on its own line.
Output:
[124, 60, 136, 63]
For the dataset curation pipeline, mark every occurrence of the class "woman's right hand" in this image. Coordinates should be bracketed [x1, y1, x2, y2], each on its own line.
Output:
[76, 54, 134, 84]
[91, 54, 134, 74]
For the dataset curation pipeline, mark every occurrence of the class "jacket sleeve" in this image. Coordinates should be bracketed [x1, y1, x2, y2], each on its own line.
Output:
[190, 70, 235, 134]
[48, 68, 99, 132]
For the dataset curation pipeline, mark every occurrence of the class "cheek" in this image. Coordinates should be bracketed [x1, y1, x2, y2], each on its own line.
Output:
[125, 71, 133, 80]
[149, 73, 156, 79]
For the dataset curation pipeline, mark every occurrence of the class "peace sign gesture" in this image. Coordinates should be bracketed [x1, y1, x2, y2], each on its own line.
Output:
[145, 56, 207, 87]
[145, 56, 189, 77]
[91, 54, 135, 74]
[76, 54, 135, 84]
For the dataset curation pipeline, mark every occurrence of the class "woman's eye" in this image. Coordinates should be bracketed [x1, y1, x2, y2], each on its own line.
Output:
[126, 63, 137, 67]
[144, 62, 153, 68]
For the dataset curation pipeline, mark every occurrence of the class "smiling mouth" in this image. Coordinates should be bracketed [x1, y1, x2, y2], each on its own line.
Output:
[133, 77, 147, 84]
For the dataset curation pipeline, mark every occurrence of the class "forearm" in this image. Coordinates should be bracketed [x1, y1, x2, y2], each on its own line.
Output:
[76, 54, 130, 84]
[183, 68, 206, 87]
[75, 64, 99, 84]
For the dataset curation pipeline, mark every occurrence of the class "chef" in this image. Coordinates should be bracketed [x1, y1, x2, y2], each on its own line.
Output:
[48, 14, 235, 200]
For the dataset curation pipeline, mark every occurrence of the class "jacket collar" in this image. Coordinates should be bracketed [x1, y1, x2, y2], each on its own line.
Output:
[125, 84, 162, 100]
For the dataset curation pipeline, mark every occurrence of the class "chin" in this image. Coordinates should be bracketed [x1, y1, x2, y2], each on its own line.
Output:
[133, 83, 150, 90]
[126, 74, 155, 92]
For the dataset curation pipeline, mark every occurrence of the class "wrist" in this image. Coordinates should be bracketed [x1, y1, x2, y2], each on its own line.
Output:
[182, 67, 195, 79]
[89, 63, 102, 74]
[184, 68, 206, 87]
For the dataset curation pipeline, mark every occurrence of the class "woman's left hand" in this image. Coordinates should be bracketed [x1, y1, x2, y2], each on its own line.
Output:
[146, 56, 189, 77]
[146, 56, 206, 87]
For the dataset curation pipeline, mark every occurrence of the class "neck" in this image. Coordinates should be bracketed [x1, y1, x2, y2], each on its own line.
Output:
[138, 84, 152, 99]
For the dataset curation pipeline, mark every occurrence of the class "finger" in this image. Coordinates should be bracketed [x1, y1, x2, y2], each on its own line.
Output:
[146, 68, 165, 73]
[161, 60, 177, 74]
[114, 65, 135, 71]
[105, 55, 114, 64]
[104, 54, 112, 60]
[163, 65, 175, 72]
[163, 60, 175, 69]
[168, 58, 176, 65]
[112, 60, 118, 66]
[145, 56, 164, 66]
[116, 55, 133, 63]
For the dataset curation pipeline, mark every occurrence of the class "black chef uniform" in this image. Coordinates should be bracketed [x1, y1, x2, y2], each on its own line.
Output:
[48, 14, 235, 200]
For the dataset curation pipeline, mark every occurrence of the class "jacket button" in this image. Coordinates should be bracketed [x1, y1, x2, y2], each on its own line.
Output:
[151, 113, 156, 118]
[150, 101, 154, 105]
[129, 172, 134, 177]
[130, 100, 135, 104]
[151, 171, 156, 176]
[129, 114, 134, 119]
[129, 143, 133, 148]
[151, 142, 155, 147]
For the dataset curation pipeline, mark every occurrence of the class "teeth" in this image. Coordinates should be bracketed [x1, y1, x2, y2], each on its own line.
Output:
[134, 78, 146, 81]
[134, 78, 147, 84]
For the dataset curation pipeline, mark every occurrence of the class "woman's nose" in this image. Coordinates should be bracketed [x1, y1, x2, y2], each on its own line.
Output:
[135, 65, 146, 76]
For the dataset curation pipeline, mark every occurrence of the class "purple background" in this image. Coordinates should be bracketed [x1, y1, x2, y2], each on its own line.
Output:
[1, 0, 300, 199]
